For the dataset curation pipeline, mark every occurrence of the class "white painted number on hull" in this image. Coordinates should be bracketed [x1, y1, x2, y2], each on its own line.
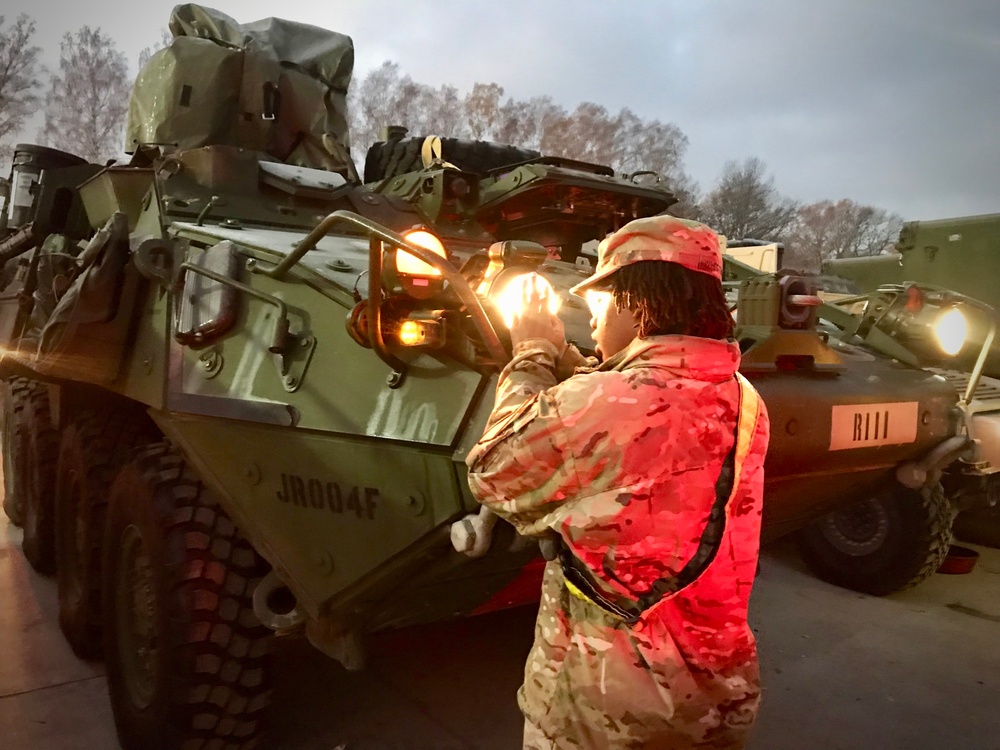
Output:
[829, 402, 918, 451]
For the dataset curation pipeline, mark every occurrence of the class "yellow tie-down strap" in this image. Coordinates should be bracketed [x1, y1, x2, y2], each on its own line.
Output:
[421, 135, 459, 170]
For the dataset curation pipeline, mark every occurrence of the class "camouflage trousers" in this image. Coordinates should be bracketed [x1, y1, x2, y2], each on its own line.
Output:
[523, 719, 751, 750]
[519, 563, 759, 750]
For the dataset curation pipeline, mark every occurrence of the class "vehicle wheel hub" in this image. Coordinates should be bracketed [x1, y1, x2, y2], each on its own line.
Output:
[820, 498, 889, 556]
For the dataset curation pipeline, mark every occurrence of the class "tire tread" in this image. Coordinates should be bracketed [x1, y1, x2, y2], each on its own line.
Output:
[104, 443, 271, 750]
[20, 381, 59, 573]
[56, 408, 157, 657]
[798, 483, 955, 596]
[1, 377, 31, 525]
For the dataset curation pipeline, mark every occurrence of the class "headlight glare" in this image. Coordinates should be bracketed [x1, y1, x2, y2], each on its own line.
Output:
[492, 272, 560, 328]
[397, 230, 446, 277]
[585, 290, 613, 318]
[934, 307, 967, 356]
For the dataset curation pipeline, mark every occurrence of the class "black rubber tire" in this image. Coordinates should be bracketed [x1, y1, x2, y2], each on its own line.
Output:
[1, 378, 30, 526]
[953, 505, 1000, 549]
[798, 484, 955, 596]
[55, 409, 156, 659]
[364, 136, 541, 183]
[103, 443, 272, 750]
[20, 382, 59, 574]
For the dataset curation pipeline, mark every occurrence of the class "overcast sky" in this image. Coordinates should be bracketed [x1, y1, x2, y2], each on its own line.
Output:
[5, 0, 999, 221]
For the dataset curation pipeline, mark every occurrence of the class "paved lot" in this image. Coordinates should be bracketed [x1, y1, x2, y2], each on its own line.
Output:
[2, 509, 999, 750]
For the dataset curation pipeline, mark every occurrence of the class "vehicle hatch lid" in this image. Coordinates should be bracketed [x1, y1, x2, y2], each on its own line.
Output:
[258, 162, 348, 199]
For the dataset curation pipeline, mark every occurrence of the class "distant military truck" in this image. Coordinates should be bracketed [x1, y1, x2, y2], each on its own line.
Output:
[724, 239, 783, 274]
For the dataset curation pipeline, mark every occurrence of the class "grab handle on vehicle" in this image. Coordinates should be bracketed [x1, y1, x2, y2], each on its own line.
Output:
[962, 318, 996, 409]
[258, 209, 508, 366]
[365, 234, 407, 383]
[175, 261, 291, 357]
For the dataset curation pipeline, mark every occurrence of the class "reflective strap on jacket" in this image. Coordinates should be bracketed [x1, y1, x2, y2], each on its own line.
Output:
[560, 372, 762, 625]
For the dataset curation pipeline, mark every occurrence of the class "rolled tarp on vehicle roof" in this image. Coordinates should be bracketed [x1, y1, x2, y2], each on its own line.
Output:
[126, 3, 356, 177]
[167, 4, 354, 92]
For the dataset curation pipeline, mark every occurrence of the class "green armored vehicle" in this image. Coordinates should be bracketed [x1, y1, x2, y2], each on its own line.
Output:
[823, 213, 1000, 376]
[823, 213, 1000, 304]
[1, 6, 999, 750]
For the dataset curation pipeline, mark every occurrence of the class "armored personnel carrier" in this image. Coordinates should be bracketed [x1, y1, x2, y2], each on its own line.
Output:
[1, 5, 999, 750]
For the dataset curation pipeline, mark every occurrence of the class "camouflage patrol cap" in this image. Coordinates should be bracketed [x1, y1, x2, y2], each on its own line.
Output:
[570, 215, 722, 296]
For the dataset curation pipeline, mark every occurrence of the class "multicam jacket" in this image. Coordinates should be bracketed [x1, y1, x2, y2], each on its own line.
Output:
[466, 335, 769, 750]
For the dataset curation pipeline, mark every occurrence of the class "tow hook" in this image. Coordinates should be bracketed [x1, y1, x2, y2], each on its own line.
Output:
[450, 506, 498, 557]
[896, 436, 974, 489]
[252, 570, 304, 630]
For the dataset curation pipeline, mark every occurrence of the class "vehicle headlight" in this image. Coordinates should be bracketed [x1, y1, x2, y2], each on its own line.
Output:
[490, 272, 561, 328]
[397, 313, 446, 348]
[397, 229, 446, 277]
[934, 307, 967, 356]
[390, 229, 448, 300]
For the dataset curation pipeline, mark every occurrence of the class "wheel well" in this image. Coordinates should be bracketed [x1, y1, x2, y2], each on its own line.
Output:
[55, 384, 160, 439]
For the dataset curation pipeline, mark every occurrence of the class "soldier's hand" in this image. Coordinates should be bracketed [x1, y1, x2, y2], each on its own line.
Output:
[510, 274, 565, 351]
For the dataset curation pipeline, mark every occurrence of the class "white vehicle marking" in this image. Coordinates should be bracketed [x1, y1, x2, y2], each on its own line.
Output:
[829, 402, 918, 451]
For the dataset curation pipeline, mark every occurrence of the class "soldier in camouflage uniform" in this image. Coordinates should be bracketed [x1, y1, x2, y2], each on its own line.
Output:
[466, 215, 770, 749]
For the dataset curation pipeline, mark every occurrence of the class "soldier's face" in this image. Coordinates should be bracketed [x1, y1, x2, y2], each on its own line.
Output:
[590, 292, 638, 359]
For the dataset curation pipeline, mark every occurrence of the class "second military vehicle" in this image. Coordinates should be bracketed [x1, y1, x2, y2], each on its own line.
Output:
[823, 212, 1000, 377]
[823, 213, 1000, 305]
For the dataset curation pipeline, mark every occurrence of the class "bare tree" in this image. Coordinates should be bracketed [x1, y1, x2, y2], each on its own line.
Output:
[348, 61, 426, 162]
[784, 199, 904, 270]
[497, 95, 563, 152]
[384, 81, 461, 140]
[463, 82, 506, 140]
[349, 61, 398, 157]
[698, 157, 798, 240]
[542, 102, 618, 165]
[611, 108, 698, 216]
[612, 109, 683, 176]
[416, 84, 464, 138]
[0, 14, 43, 163]
[660, 173, 701, 220]
[385, 77, 425, 136]
[137, 28, 173, 72]
[352, 71, 525, 164]
[39, 27, 130, 163]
